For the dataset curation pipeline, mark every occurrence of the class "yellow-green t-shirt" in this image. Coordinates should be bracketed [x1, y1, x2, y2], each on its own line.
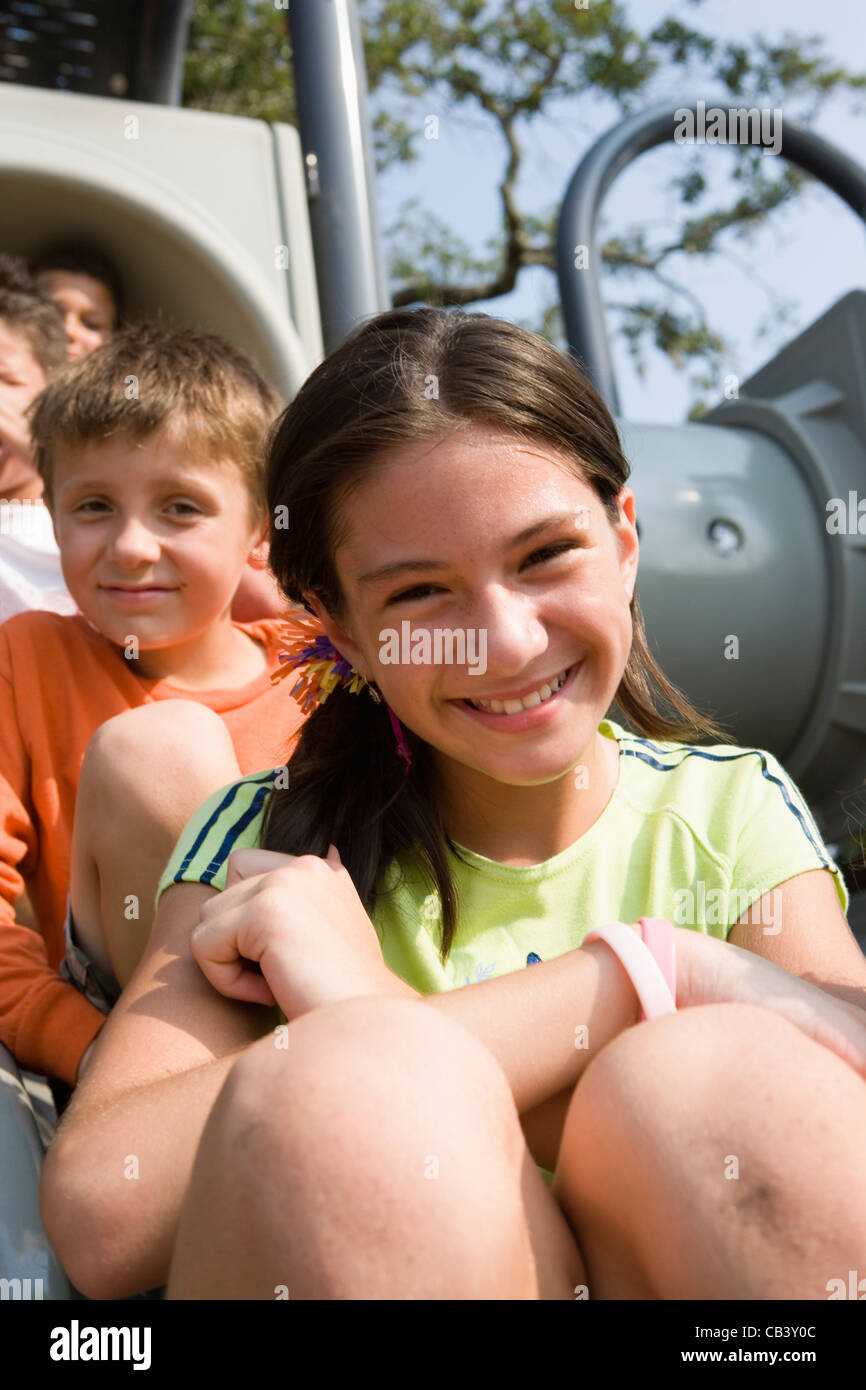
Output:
[154, 718, 849, 1185]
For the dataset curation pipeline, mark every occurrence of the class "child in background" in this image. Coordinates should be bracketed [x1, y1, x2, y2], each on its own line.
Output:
[31, 243, 121, 361]
[2, 246, 284, 625]
[0, 254, 78, 623]
[29, 244, 286, 620]
[0, 323, 307, 1092]
[42, 308, 866, 1300]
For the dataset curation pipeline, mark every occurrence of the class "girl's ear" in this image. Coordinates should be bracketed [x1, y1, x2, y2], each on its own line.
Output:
[302, 590, 369, 675]
[614, 486, 639, 602]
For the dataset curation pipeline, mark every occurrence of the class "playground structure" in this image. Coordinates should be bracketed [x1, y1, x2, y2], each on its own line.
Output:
[1, 0, 865, 1299]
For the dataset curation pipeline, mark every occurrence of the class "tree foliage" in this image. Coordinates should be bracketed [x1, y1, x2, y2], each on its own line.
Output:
[183, 1, 866, 412]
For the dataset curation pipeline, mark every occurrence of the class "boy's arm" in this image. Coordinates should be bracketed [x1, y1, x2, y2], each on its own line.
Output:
[0, 901, 106, 1082]
[0, 655, 105, 1084]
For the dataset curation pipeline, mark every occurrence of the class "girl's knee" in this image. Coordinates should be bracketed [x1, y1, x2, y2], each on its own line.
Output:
[567, 1001, 866, 1234]
[577, 1002, 806, 1118]
[561, 1004, 814, 1201]
[216, 997, 520, 1172]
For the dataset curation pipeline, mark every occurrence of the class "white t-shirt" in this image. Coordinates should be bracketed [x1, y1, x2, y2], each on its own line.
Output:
[0, 499, 78, 625]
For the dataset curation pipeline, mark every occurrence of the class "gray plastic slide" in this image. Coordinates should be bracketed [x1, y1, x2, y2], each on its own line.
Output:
[0, 1044, 73, 1299]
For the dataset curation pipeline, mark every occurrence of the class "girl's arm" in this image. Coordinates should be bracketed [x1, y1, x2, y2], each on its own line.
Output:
[422, 938, 642, 1115]
[40, 881, 279, 1300]
[727, 868, 866, 1010]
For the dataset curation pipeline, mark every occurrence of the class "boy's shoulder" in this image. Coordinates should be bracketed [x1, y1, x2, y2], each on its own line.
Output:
[233, 612, 307, 650]
[0, 608, 103, 665]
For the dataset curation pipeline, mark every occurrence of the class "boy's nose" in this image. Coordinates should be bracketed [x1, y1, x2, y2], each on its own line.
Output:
[105, 518, 162, 564]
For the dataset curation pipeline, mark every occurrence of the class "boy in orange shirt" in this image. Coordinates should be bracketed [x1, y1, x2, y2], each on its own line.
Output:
[0, 323, 306, 1088]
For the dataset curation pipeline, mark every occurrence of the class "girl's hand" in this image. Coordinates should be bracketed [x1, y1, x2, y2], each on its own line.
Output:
[674, 926, 866, 1081]
[190, 846, 411, 1020]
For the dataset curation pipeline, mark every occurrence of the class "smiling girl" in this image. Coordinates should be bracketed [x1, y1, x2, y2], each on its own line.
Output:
[41, 308, 866, 1300]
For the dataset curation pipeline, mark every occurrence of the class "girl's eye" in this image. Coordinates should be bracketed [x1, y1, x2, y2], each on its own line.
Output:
[387, 583, 443, 605]
[167, 501, 201, 516]
[386, 542, 577, 602]
[523, 541, 577, 567]
[76, 499, 110, 513]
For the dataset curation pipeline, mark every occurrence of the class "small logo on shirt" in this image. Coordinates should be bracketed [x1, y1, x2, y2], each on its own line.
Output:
[463, 961, 497, 986]
[526, 952, 542, 965]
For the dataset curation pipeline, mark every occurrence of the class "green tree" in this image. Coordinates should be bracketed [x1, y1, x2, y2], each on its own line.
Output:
[183, 0, 866, 413]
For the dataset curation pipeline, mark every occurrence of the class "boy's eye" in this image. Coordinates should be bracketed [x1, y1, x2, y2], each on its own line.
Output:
[386, 542, 578, 603]
[73, 500, 202, 516]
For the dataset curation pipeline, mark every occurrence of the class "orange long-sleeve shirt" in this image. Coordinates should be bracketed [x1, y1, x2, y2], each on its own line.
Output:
[0, 609, 306, 1085]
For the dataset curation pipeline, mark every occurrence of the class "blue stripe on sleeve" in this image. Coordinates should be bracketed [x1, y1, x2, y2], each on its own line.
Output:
[617, 737, 831, 867]
[172, 770, 277, 885]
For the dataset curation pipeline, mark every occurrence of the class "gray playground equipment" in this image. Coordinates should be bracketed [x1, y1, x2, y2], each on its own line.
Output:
[0, 0, 865, 1300]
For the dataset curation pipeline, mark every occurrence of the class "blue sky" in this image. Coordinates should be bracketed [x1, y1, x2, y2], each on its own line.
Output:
[375, 0, 866, 424]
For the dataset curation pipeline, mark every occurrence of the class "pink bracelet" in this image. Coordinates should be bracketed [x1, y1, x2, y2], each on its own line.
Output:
[583, 918, 677, 1021]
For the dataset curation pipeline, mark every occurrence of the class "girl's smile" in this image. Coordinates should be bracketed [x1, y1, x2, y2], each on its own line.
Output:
[454, 659, 582, 729]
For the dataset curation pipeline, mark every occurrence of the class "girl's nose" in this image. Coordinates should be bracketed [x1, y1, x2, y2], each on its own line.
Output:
[471, 586, 548, 674]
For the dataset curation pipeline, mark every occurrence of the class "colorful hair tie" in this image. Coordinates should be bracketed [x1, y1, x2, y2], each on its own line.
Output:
[271, 604, 412, 768]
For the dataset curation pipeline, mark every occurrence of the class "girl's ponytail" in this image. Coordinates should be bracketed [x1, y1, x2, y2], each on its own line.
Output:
[262, 681, 461, 959]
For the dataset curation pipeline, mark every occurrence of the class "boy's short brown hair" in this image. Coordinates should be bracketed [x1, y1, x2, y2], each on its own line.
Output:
[30, 321, 284, 516]
[0, 253, 69, 377]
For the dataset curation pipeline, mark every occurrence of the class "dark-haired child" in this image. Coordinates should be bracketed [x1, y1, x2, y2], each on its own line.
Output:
[31, 244, 121, 361]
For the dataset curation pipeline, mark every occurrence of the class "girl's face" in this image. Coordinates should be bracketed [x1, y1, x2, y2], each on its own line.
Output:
[318, 423, 639, 787]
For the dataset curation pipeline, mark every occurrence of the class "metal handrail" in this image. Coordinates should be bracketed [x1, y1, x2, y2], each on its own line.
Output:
[556, 100, 866, 413]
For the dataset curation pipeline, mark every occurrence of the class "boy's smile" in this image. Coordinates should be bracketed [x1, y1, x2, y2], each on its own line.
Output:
[47, 420, 268, 686]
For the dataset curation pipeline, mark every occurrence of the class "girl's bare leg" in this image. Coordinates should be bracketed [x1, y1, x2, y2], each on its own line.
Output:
[166, 996, 589, 1300]
[69, 701, 243, 988]
[555, 1001, 866, 1299]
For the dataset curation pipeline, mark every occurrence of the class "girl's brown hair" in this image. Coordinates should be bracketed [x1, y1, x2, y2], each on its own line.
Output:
[263, 307, 730, 961]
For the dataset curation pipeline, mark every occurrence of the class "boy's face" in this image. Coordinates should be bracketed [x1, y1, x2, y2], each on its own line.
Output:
[0, 321, 45, 500]
[48, 419, 267, 653]
[36, 270, 116, 360]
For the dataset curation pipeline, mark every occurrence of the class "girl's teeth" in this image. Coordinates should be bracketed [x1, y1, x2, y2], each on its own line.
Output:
[468, 667, 570, 713]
